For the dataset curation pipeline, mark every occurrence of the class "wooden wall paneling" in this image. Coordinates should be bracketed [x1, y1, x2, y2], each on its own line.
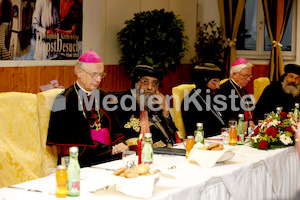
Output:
[0, 64, 269, 94]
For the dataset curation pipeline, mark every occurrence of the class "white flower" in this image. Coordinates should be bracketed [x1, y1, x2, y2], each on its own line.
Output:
[253, 135, 260, 143]
[269, 120, 279, 126]
[280, 134, 293, 145]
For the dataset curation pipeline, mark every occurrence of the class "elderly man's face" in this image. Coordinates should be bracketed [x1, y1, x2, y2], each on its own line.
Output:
[138, 76, 158, 95]
[286, 73, 300, 87]
[76, 62, 105, 92]
[233, 67, 253, 87]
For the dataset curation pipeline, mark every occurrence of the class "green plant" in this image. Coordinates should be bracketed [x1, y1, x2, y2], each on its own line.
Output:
[117, 9, 188, 78]
[191, 21, 225, 70]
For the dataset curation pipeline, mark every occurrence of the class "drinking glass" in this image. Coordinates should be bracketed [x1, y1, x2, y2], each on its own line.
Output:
[47, 168, 57, 195]
[122, 151, 136, 169]
[221, 127, 229, 145]
[61, 156, 70, 168]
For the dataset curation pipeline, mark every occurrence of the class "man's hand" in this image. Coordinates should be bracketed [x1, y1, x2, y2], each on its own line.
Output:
[155, 89, 169, 117]
[244, 121, 255, 129]
[112, 143, 129, 155]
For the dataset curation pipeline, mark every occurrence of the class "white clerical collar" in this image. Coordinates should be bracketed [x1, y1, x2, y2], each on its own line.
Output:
[230, 78, 242, 89]
[76, 81, 93, 96]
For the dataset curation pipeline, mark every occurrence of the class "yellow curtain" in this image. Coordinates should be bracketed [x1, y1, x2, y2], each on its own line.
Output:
[217, 0, 245, 75]
[262, 0, 293, 81]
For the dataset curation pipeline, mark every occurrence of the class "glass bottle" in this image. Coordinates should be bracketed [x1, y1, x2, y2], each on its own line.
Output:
[294, 103, 299, 122]
[185, 136, 195, 158]
[141, 133, 153, 165]
[236, 114, 245, 145]
[56, 165, 67, 198]
[194, 123, 204, 144]
[276, 106, 282, 120]
[67, 146, 80, 197]
[229, 125, 237, 146]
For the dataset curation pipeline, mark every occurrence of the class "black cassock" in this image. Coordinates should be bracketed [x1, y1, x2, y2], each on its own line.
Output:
[253, 81, 300, 121]
[47, 83, 123, 167]
[181, 88, 225, 138]
[115, 89, 177, 149]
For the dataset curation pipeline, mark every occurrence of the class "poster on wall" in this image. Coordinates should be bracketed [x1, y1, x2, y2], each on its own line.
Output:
[0, 0, 83, 60]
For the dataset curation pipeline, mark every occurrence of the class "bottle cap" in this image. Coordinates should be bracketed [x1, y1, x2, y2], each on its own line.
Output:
[295, 103, 299, 107]
[69, 146, 79, 153]
[276, 107, 281, 111]
[144, 133, 152, 138]
[238, 114, 244, 118]
[57, 165, 66, 170]
[196, 123, 203, 127]
[187, 135, 194, 139]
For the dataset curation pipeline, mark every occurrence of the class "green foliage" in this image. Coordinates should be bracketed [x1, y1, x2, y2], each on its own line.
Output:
[191, 21, 225, 70]
[117, 9, 188, 78]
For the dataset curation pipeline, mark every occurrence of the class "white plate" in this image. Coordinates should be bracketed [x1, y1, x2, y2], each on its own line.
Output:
[217, 151, 235, 163]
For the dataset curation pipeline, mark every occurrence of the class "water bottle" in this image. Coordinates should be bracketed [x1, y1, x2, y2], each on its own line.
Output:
[141, 133, 153, 165]
[67, 146, 80, 197]
[195, 123, 204, 144]
[276, 106, 282, 120]
[236, 114, 245, 145]
[294, 103, 299, 122]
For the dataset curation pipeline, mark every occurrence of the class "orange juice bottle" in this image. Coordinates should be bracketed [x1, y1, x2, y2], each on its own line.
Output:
[56, 165, 67, 198]
[185, 136, 195, 158]
[229, 125, 237, 146]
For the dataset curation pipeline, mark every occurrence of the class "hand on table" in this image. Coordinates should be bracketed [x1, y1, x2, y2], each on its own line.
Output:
[112, 143, 129, 155]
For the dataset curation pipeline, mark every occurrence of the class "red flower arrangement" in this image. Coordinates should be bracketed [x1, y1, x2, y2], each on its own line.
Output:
[250, 111, 296, 150]
[258, 140, 269, 150]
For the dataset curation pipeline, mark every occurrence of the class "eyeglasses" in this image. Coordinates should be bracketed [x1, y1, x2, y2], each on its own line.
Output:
[140, 79, 159, 87]
[80, 68, 106, 79]
[238, 72, 253, 79]
[287, 74, 300, 81]
[210, 80, 220, 85]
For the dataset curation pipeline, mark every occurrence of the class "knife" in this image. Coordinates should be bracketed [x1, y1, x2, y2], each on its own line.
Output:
[8, 186, 42, 193]
[89, 166, 115, 171]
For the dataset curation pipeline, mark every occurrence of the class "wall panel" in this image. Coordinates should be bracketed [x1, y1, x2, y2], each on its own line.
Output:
[0, 64, 269, 95]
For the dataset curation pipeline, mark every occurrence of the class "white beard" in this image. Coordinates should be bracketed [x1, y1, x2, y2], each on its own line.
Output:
[282, 77, 300, 97]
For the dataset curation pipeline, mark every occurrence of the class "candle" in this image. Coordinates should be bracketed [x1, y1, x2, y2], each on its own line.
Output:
[138, 133, 143, 164]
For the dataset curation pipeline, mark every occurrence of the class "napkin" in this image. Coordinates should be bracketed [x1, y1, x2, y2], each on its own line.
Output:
[115, 172, 160, 198]
[187, 143, 238, 168]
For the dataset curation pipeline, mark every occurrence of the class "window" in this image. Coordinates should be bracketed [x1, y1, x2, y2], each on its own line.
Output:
[236, 0, 296, 60]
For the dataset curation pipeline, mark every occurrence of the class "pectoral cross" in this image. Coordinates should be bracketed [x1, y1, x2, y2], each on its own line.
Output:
[91, 121, 101, 131]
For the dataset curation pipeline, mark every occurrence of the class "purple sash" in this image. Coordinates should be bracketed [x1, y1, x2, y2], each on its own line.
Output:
[91, 128, 111, 145]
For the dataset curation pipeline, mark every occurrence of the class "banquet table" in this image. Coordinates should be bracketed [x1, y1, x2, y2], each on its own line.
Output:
[1, 143, 300, 200]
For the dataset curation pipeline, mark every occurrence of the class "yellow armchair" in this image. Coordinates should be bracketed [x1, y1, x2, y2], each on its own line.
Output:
[220, 78, 228, 85]
[37, 88, 64, 176]
[0, 89, 64, 187]
[172, 84, 196, 139]
[253, 77, 270, 103]
[0, 92, 43, 187]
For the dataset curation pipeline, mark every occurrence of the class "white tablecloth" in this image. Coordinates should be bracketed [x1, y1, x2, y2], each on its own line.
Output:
[1, 144, 299, 200]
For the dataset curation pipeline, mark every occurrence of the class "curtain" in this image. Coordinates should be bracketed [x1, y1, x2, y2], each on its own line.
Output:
[217, 0, 245, 76]
[262, 0, 293, 82]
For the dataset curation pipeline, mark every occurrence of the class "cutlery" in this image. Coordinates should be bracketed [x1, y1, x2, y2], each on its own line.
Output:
[90, 166, 115, 171]
[89, 185, 109, 193]
[167, 166, 176, 170]
[8, 186, 42, 193]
